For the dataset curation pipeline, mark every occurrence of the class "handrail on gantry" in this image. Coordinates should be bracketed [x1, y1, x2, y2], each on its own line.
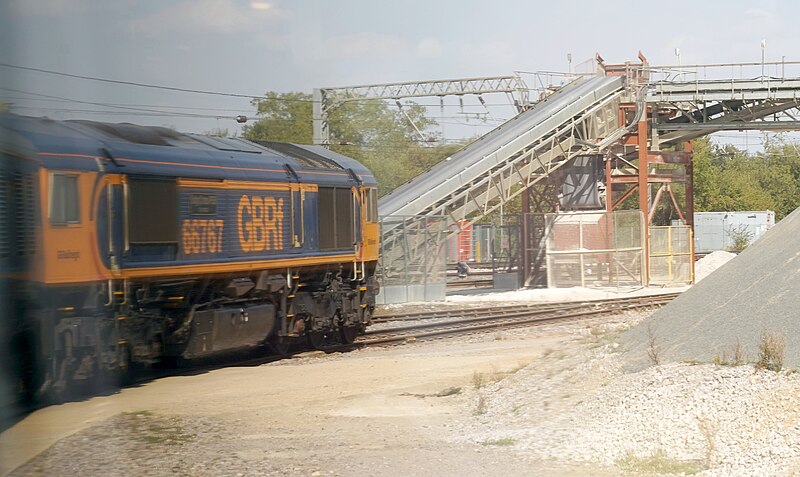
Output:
[630, 61, 800, 147]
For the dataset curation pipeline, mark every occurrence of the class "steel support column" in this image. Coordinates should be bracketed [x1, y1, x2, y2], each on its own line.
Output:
[521, 189, 531, 286]
[637, 114, 650, 285]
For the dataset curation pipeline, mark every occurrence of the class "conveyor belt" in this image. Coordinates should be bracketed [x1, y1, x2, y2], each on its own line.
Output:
[379, 75, 625, 221]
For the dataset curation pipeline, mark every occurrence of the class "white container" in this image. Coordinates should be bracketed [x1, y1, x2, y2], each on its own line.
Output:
[678, 211, 776, 253]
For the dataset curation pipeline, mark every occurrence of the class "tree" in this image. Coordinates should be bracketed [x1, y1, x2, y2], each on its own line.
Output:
[242, 92, 313, 143]
[691, 136, 800, 220]
[242, 91, 461, 196]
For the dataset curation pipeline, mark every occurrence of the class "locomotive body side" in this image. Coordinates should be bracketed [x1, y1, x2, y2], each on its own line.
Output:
[0, 129, 42, 411]
[1, 114, 380, 398]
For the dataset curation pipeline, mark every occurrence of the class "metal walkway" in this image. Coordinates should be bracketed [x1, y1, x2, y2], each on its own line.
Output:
[649, 77, 800, 146]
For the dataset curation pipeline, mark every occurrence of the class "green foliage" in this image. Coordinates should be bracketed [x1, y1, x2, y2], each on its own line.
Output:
[242, 91, 463, 196]
[242, 92, 313, 143]
[692, 136, 800, 220]
[725, 224, 753, 253]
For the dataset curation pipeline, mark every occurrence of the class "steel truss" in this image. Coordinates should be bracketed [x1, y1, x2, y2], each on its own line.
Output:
[426, 91, 622, 226]
[312, 75, 529, 146]
[649, 78, 800, 146]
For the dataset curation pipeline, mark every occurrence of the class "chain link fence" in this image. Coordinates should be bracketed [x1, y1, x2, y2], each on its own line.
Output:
[544, 210, 646, 288]
[376, 215, 448, 304]
[649, 225, 693, 285]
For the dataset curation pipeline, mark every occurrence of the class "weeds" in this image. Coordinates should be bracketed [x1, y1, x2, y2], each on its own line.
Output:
[732, 338, 745, 365]
[471, 362, 529, 391]
[646, 323, 661, 366]
[697, 414, 719, 468]
[474, 394, 487, 415]
[714, 338, 747, 367]
[616, 450, 704, 475]
[725, 224, 753, 253]
[479, 437, 516, 446]
[756, 331, 786, 372]
[472, 371, 485, 390]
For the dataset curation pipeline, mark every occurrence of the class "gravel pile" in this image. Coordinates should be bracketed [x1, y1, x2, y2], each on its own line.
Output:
[456, 323, 800, 476]
[621, 206, 800, 370]
[695, 250, 736, 281]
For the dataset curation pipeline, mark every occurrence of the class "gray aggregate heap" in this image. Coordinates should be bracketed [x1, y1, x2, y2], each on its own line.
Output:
[622, 206, 800, 369]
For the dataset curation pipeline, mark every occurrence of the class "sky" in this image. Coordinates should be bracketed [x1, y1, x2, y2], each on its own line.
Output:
[0, 0, 797, 146]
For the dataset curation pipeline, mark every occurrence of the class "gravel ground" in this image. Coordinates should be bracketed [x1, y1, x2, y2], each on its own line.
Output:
[6, 305, 800, 476]
[453, 312, 800, 476]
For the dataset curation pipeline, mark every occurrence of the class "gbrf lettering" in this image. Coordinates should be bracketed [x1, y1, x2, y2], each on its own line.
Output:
[237, 195, 285, 252]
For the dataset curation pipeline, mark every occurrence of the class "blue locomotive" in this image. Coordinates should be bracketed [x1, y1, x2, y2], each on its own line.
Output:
[0, 113, 380, 398]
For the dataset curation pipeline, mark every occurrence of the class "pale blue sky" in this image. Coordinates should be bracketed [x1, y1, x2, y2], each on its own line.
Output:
[0, 0, 795, 141]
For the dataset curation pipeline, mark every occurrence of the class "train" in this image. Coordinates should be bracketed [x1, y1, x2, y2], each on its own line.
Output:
[0, 112, 380, 401]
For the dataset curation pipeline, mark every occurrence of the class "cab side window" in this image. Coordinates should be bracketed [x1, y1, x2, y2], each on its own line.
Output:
[49, 173, 80, 225]
[127, 177, 179, 244]
[366, 188, 378, 223]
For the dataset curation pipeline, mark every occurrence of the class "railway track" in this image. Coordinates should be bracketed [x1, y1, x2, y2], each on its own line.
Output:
[18, 293, 678, 414]
[361, 293, 679, 346]
[446, 278, 494, 289]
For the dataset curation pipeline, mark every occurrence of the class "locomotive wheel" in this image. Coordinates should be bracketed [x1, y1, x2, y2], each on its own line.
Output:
[115, 344, 134, 386]
[269, 336, 293, 356]
[52, 332, 76, 400]
[339, 325, 359, 345]
[306, 330, 326, 350]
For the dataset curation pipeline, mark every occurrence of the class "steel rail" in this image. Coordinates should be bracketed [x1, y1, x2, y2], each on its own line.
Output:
[372, 293, 680, 323]
[361, 294, 676, 346]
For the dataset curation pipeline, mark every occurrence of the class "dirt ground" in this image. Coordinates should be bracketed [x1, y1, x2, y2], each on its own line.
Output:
[1, 317, 637, 477]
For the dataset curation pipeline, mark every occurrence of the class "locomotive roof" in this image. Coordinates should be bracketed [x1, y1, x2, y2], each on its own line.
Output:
[0, 113, 376, 186]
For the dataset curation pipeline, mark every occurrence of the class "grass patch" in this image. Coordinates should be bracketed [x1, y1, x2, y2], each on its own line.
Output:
[616, 450, 705, 475]
[480, 437, 517, 447]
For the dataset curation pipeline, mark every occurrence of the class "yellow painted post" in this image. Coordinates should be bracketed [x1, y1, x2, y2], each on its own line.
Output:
[667, 227, 673, 283]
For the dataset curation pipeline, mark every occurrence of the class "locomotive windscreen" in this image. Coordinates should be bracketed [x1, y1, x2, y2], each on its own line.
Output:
[127, 178, 179, 244]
